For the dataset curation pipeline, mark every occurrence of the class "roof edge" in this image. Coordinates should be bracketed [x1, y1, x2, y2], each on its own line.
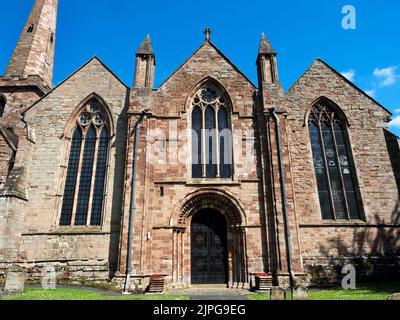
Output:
[286, 57, 392, 116]
[22, 56, 129, 115]
[158, 40, 257, 89]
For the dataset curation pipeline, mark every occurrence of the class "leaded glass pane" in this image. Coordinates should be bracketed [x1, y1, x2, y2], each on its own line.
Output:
[75, 126, 96, 225]
[191, 86, 232, 180]
[192, 107, 202, 178]
[309, 101, 362, 221]
[87, 100, 100, 113]
[218, 106, 231, 178]
[91, 128, 109, 226]
[205, 106, 217, 178]
[309, 123, 333, 220]
[334, 123, 360, 220]
[79, 113, 92, 126]
[60, 127, 82, 225]
[201, 88, 218, 103]
[321, 124, 346, 219]
[60, 98, 110, 227]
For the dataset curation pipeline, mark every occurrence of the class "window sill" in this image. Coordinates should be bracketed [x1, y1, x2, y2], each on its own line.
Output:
[25, 226, 110, 236]
[186, 179, 241, 186]
[299, 220, 370, 228]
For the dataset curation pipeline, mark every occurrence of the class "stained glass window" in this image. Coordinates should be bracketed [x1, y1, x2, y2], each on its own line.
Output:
[191, 86, 233, 179]
[90, 128, 109, 226]
[308, 100, 363, 220]
[60, 127, 83, 226]
[205, 106, 217, 178]
[75, 126, 96, 225]
[218, 106, 232, 178]
[192, 107, 202, 179]
[59, 99, 110, 226]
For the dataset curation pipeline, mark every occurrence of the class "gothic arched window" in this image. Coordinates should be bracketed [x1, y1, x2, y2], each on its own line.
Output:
[27, 24, 34, 33]
[0, 95, 6, 118]
[191, 86, 233, 179]
[60, 99, 110, 226]
[308, 100, 363, 220]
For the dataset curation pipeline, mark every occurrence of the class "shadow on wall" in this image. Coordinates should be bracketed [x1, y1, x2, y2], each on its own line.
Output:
[253, 96, 273, 276]
[308, 210, 400, 285]
[306, 130, 400, 285]
[384, 129, 400, 193]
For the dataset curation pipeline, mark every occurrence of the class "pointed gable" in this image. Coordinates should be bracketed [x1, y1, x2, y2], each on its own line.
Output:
[23, 56, 129, 118]
[285, 58, 392, 123]
[145, 40, 256, 117]
[159, 41, 256, 90]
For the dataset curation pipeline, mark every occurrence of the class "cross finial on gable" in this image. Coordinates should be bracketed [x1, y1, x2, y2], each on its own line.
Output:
[203, 28, 212, 41]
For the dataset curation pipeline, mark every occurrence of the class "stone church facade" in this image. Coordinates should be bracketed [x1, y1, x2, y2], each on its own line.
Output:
[0, 0, 399, 290]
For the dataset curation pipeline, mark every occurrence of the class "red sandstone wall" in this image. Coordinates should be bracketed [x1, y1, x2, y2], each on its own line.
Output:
[284, 59, 400, 271]
[119, 42, 270, 284]
[8, 58, 129, 270]
[0, 137, 13, 187]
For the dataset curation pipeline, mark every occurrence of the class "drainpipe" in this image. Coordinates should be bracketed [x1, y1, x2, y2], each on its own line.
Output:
[124, 111, 146, 293]
[270, 109, 296, 289]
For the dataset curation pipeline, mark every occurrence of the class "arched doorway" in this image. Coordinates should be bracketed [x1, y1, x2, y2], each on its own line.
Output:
[191, 209, 228, 284]
[170, 190, 248, 288]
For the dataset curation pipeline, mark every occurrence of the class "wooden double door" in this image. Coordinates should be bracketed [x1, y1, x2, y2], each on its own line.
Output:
[190, 210, 228, 284]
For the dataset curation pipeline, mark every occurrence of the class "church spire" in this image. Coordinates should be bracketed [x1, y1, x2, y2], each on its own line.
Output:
[258, 32, 276, 55]
[136, 35, 154, 55]
[4, 0, 58, 89]
[257, 33, 279, 85]
[134, 35, 156, 88]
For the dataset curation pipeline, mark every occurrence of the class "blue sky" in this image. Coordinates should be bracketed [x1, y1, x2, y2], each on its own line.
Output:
[1, 0, 399, 134]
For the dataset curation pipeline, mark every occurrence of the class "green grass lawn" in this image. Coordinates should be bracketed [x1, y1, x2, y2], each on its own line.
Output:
[3, 281, 400, 300]
[1, 288, 188, 301]
[249, 281, 400, 301]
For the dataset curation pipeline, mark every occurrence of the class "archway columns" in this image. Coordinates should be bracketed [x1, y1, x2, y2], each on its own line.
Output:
[169, 224, 249, 289]
[171, 227, 187, 287]
[169, 190, 250, 288]
[229, 226, 248, 289]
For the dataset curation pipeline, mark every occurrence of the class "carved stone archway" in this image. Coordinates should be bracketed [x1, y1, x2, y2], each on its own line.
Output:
[178, 191, 244, 227]
[170, 189, 248, 288]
